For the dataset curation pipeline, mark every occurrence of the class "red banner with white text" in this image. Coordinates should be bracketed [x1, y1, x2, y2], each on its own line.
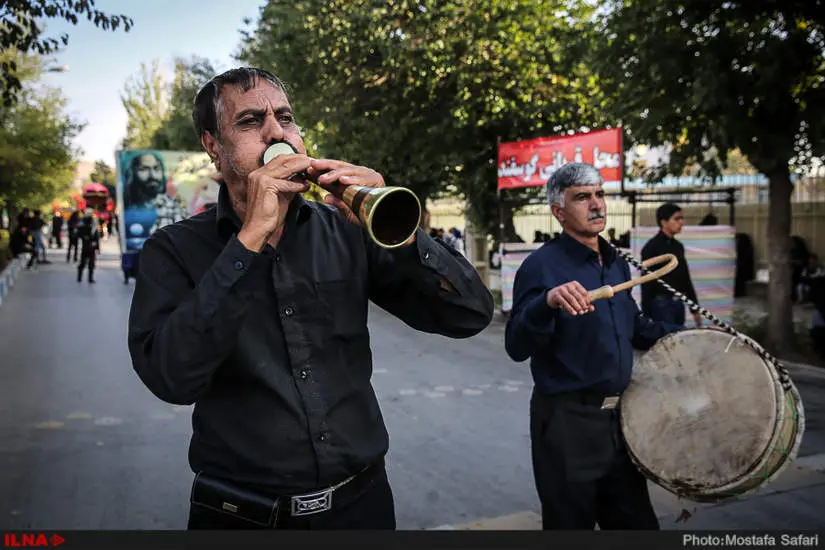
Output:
[497, 128, 623, 190]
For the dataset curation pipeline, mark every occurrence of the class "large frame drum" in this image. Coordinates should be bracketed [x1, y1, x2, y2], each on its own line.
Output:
[621, 328, 805, 503]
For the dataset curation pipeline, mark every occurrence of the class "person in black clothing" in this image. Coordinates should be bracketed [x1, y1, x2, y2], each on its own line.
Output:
[641, 203, 701, 327]
[790, 236, 810, 303]
[127, 67, 494, 530]
[9, 224, 34, 259]
[66, 211, 80, 263]
[49, 213, 64, 248]
[76, 212, 100, 283]
[607, 227, 621, 246]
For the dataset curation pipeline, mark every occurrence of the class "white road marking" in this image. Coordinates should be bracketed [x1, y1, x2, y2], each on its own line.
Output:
[462, 389, 484, 396]
[94, 417, 123, 426]
[34, 421, 64, 430]
[399, 389, 417, 396]
[498, 386, 519, 392]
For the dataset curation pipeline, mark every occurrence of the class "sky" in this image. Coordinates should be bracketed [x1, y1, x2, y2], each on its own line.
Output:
[38, 0, 265, 168]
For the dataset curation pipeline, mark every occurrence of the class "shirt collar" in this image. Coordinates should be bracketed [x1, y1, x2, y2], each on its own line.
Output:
[216, 181, 313, 238]
[558, 230, 617, 266]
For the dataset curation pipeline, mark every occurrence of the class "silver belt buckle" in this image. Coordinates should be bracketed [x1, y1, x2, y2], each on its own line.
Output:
[601, 396, 620, 410]
[290, 487, 333, 516]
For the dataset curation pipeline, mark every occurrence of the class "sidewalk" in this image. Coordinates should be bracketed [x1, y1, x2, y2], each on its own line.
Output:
[436, 461, 825, 530]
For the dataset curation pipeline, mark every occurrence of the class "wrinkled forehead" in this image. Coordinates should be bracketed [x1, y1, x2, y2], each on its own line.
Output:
[564, 183, 604, 196]
[220, 80, 290, 119]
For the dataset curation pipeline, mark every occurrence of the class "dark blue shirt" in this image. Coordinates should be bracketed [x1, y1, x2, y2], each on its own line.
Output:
[505, 232, 680, 396]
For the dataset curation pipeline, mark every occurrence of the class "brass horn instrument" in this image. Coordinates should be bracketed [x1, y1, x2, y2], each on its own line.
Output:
[263, 143, 422, 249]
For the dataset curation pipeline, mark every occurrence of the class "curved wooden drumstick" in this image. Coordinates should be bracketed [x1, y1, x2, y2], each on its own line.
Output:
[588, 253, 678, 302]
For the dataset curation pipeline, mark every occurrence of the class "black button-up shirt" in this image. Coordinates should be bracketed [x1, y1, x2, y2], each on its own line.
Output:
[505, 233, 679, 396]
[640, 230, 698, 315]
[128, 184, 493, 492]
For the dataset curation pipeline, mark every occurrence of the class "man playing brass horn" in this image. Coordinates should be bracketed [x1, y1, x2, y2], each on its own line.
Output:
[127, 67, 494, 530]
[505, 162, 681, 530]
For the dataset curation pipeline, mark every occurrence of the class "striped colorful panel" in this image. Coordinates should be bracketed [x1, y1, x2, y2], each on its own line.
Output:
[630, 226, 736, 325]
[500, 243, 544, 312]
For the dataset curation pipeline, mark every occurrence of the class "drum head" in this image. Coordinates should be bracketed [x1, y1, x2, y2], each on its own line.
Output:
[622, 328, 780, 494]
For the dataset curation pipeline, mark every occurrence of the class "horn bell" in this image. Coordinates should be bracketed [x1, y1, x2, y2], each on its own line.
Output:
[340, 186, 421, 248]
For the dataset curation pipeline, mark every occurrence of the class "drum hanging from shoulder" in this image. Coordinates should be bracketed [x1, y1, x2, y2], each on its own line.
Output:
[620, 328, 805, 503]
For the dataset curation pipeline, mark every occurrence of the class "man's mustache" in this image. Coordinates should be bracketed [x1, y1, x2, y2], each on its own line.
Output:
[588, 211, 606, 221]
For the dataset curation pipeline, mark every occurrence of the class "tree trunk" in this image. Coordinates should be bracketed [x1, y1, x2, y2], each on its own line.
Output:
[6, 202, 20, 232]
[765, 166, 794, 356]
[502, 207, 521, 242]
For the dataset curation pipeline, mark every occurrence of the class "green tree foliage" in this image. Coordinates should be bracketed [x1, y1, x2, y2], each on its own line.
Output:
[0, 51, 83, 226]
[1, 0, 132, 105]
[121, 56, 221, 152]
[238, 0, 606, 238]
[120, 59, 169, 149]
[591, 0, 825, 354]
[150, 56, 219, 151]
[89, 160, 114, 186]
[89, 159, 116, 198]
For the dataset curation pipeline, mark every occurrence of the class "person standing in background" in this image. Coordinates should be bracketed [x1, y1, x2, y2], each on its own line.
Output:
[640, 203, 701, 327]
[66, 210, 81, 263]
[76, 210, 100, 284]
[50, 212, 64, 249]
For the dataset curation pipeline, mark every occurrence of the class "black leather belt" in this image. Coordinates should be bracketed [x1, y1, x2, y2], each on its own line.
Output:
[282, 460, 384, 518]
[190, 460, 385, 527]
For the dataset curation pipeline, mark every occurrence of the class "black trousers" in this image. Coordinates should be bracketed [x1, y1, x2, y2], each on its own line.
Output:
[530, 390, 659, 530]
[187, 467, 396, 530]
[77, 248, 96, 281]
[66, 237, 78, 262]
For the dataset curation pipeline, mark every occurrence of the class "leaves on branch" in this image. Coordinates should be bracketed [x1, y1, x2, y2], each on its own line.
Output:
[591, 0, 825, 180]
[0, 51, 84, 211]
[1, 0, 133, 106]
[237, 0, 610, 237]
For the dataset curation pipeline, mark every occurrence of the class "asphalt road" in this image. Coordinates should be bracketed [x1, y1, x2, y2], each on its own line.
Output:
[0, 241, 823, 530]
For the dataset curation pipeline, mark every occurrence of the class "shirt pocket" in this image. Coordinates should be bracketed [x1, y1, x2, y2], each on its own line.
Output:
[313, 279, 368, 340]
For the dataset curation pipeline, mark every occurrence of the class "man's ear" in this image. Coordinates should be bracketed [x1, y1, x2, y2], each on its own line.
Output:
[201, 132, 221, 169]
[551, 203, 564, 224]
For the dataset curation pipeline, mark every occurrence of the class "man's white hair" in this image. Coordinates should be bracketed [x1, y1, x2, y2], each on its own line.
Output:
[546, 162, 604, 207]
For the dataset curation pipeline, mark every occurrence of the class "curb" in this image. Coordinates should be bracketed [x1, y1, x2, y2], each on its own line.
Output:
[780, 359, 825, 378]
[431, 460, 825, 531]
[0, 256, 26, 309]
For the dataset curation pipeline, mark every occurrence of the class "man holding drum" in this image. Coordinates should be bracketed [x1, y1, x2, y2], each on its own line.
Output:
[127, 67, 494, 529]
[505, 162, 681, 530]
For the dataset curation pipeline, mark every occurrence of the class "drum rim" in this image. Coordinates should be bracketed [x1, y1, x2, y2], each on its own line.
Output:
[703, 331, 806, 499]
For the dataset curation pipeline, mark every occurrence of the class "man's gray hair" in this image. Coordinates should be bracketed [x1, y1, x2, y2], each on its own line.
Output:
[546, 162, 604, 207]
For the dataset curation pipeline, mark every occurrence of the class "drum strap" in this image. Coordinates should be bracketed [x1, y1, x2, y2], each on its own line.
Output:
[610, 244, 793, 391]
